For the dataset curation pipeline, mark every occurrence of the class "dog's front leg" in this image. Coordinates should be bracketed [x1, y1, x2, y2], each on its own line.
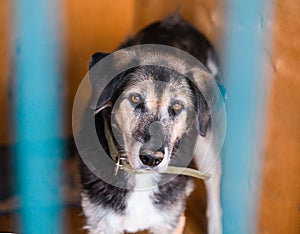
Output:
[205, 158, 222, 234]
[173, 213, 186, 234]
[150, 214, 185, 234]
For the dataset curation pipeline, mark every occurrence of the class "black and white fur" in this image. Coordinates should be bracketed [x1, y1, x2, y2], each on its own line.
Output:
[80, 15, 222, 234]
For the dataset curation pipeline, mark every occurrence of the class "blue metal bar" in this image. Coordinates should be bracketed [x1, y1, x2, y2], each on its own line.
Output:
[221, 0, 272, 233]
[14, 1, 64, 233]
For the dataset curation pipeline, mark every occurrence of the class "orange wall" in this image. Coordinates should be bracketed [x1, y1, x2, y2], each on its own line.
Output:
[63, 0, 135, 135]
[258, 1, 300, 233]
[0, 0, 12, 144]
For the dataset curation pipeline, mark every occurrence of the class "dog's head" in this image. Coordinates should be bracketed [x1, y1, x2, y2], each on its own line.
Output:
[90, 52, 210, 173]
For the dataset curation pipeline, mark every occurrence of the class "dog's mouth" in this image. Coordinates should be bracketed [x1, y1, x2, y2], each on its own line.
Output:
[120, 143, 171, 174]
[113, 130, 183, 174]
[106, 119, 178, 174]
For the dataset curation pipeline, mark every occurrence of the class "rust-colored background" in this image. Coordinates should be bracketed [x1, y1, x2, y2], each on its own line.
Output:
[0, 0, 299, 233]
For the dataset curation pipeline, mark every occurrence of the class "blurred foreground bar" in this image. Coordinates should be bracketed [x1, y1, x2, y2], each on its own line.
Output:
[221, 0, 272, 234]
[14, 1, 64, 233]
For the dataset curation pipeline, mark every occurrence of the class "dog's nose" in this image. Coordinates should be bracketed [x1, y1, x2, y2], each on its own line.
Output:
[139, 151, 164, 167]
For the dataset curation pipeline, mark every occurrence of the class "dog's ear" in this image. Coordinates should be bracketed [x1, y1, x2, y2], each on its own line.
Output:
[89, 52, 114, 112]
[196, 90, 210, 137]
[188, 80, 211, 137]
[95, 72, 134, 113]
[89, 52, 109, 70]
[89, 52, 134, 112]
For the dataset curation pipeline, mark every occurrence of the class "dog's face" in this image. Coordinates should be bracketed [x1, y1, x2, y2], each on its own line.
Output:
[91, 54, 210, 173]
[111, 67, 196, 172]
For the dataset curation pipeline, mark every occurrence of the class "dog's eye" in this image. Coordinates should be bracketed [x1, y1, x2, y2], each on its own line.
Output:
[130, 94, 142, 104]
[171, 102, 184, 112]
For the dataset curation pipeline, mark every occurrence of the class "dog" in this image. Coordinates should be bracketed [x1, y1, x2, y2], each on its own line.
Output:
[79, 14, 223, 234]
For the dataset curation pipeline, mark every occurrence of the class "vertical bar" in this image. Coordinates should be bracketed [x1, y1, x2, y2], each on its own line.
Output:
[14, 1, 64, 233]
[221, 1, 272, 234]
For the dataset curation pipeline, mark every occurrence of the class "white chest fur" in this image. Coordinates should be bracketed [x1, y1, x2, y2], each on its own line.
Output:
[122, 174, 166, 232]
[82, 174, 174, 234]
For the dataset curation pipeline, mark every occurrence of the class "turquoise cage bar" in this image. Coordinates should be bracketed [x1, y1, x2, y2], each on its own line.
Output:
[221, 0, 272, 233]
[14, 0, 64, 233]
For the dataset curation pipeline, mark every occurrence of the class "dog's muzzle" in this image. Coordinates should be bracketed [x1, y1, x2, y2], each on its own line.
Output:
[139, 121, 166, 167]
[104, 117, 210, 180]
